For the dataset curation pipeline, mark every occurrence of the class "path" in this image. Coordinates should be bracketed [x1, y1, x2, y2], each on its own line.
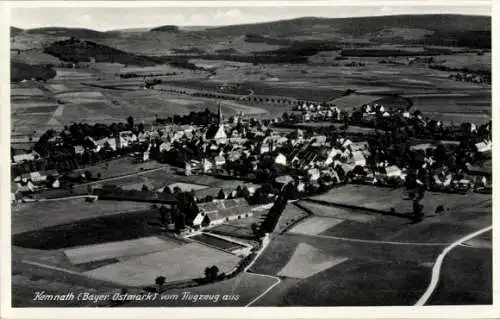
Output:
[414, 225, 492, 306]
[287, 232, 451, 247]
[245, 273, 281, 307]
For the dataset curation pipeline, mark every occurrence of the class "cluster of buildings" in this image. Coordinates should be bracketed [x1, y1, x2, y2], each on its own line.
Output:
[293, 102, 342, 122]
[11, 93, 492, 205]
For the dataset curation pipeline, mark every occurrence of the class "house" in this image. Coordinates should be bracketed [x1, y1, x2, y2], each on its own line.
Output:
[259, 143, 270, 154]
[351, 151, 366, 167]
[307, 168, 320, 181]
[118, 131, 137, 148]
[350, 141, 369, 152]
[275, 175, 295, 186]
[302, 112, 311, 122]
[433, 172, 453, 187]
[12, 152, 37, 164]
[311, 135, 326, 147]
[381, 165, 403, 178]
[202, 158, 213, 173]
[11, 182, 21, 203]
[214, 155, 226, 167]
[275, 153, 287, 166]
[338, 138, 352, 148]
[159, 142, 172, 152]
[28, 171, 47, 183]
[16, 179, 35, 193]
[74, 145, 85, 155]
[51, 178, 61, 189]
[192, 198, 253, 228]
[324, 146, 343, 166]
[475, 140, 492, 154]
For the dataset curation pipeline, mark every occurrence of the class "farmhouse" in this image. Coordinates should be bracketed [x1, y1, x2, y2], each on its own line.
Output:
[214, 155, 226, 167]
[475, 139, 492, 157]
[380, 165, 404, 179]
[192, 198, 253, 228]
[275, 153, 287, 166]
[12, 151, 37, 164]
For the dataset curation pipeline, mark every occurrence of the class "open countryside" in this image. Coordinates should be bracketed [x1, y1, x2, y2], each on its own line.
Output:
[10, 9, 492, 308]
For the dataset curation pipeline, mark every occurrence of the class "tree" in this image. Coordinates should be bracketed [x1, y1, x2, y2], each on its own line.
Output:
[204, 265, 219, 282]
[84, 170, 92, 180]
[163, 186, 172, 194]
[155, 276, 166, 293]
[173, 186, 182, 195]
[141, 184, 149, 192]
[435, 205, 445, 215]
[159, 205, 170, 225]
[217, 189, 226, 200]
[126, 116, 134, 129]
[251, 223, 259, 235]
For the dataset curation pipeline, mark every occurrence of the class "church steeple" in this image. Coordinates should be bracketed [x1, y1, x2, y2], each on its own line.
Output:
[218, 103, 223, 125]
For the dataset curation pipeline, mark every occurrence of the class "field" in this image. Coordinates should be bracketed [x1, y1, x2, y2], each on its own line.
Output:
[309, 184, 491, 216]
[121, 272, 279, 307]
[84, 242, 241, 286]
[11, 198, 152, 235]
[273, 203, 310, 234]
[189, 233, 246, 251]
[288, 217, 345, 236]
[246, 182, 492, 306]
[276, 242, 348, 279]
[64, 236, 183, 265]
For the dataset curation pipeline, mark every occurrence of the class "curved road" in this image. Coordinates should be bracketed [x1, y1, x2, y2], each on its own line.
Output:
[414, 225, 492, 306]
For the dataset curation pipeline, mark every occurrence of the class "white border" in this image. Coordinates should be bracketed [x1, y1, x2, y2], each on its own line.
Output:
[1, 1, 498, 319]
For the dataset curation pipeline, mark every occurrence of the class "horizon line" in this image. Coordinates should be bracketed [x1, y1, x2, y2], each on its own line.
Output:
[11, 12, 491, 32]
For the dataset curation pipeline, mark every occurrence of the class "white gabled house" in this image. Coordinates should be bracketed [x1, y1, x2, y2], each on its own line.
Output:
[275, 153, 287, 166]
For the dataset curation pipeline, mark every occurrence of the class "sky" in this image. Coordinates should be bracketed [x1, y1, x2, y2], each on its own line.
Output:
[10, 5, 491, 31]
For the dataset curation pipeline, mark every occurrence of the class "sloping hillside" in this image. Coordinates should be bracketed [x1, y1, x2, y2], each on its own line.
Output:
[202, 14, 490, 37]
[24, 27, 105, 39]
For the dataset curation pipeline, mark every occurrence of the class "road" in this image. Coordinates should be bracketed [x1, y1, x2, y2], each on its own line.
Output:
[414, 225, 492, 306]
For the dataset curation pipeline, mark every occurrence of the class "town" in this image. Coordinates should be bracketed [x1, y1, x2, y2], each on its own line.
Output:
[9, 8, 492, 309]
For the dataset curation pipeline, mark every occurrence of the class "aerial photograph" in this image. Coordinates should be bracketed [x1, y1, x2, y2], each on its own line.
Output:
[8, 4, 492, 308]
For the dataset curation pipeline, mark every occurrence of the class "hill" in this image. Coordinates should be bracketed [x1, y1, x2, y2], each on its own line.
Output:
[24, 27, 105, 39]
[42, 37, 201, 69]
[11, 61, 56, 82]
[203, 14, 490, 37]
[150, 25, 180, 33]
[10, 26, 24, 36]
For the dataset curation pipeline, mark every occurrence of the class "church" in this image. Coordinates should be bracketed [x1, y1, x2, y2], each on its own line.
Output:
[205, 104, 227, 143]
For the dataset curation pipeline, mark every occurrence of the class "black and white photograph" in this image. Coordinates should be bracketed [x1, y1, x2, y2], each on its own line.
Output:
[2, 1, 497, 316]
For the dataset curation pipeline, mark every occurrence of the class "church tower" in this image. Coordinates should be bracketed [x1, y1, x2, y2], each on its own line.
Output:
[218, 103, 223, 126]
[205, 103, 227, 143]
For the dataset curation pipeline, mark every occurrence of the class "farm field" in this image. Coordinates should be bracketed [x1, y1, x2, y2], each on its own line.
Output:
[209, 224, 256, 239]
[189, 233, 246, 251]
[295, 201, 378, 223]
[274, 203, 310, 234]
[84, 242, 241, 286]
[428, 244, 492, 305]
[244, 182, 492, 306]
[288, 216, 343, 236]
[276, 242, 348, 279]
[122, 272, 279, 307]
[64, 236, 183, 265]
[250, 233, 442, 276]
[309, 184, 491, 215]
[11, 198, 152, 235]
[281, 257, 430, 306]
